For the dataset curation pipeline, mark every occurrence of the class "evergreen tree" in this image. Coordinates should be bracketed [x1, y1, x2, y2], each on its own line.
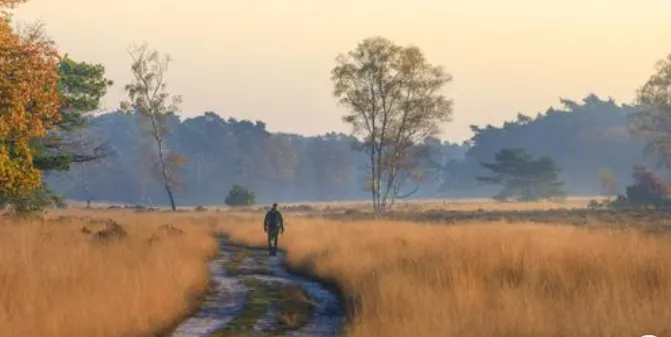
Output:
[476, 148, 565, 201]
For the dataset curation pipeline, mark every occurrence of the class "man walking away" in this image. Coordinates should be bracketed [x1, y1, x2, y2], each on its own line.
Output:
[263, 203, 284, 256]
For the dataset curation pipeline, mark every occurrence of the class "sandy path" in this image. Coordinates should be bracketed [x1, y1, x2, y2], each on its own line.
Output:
[168, 238, 343, 337]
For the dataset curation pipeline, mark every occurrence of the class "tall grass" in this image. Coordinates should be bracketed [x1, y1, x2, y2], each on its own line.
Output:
[276, 197, 601, 213]
[0, 210, 218, 337]
[4, 205, 670, 337]
[220, 215, 671, 337]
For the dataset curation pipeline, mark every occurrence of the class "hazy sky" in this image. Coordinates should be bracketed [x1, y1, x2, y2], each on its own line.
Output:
[11, 0, 671, 142]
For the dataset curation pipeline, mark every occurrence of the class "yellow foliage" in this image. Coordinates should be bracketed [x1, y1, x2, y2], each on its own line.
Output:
[0, 5, 61, 198]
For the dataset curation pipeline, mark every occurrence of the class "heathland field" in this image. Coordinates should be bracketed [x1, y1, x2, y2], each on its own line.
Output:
[2, 200, 671, 337]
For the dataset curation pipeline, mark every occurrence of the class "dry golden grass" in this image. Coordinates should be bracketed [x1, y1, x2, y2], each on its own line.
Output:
[0, 209, 219, 337]
[218, 213, 671, 337]
[68, 197, 602, 215]
[391, 197, 602, 211]
[6, 202, 670, 337]
[266, 197, 604, 214]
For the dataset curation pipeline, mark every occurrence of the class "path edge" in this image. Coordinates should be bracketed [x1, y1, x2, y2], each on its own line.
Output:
[278, 257, 356, 325]
[154, 251, 220, 337]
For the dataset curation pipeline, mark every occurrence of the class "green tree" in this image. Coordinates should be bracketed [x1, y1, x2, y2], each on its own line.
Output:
[331, 36, 453, 213]
[33, 55, 113, 171]
[225, 185, 256, 207]
[598, 168, 617, 198]
[14, 23, 113, 172]
[121, 44, 184, 211]
[476, 148, 565, 201]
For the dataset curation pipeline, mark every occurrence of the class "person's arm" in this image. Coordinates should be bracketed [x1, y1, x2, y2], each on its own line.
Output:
[263, 211, 269, 232]
[279, 211, 284, 233]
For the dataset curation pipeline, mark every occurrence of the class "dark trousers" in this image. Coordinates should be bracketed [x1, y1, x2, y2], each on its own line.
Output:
[267, 229, 280, 255]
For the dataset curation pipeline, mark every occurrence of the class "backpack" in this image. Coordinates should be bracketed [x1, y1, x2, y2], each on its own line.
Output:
[266, 209, 281, 228]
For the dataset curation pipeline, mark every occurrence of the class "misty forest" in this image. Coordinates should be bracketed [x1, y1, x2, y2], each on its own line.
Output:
[45, 90, 663, 206]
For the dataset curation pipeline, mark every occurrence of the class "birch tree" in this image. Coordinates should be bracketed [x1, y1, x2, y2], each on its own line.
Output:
[121, 44, 184, 211]
[331, 36, 453, 213]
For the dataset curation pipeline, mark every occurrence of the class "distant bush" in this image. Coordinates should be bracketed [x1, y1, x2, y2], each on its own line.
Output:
[587, 199, 603, 209]
[224, 185, 256, 207]
[55, 199, 68, 209]
[283, 204, 315, 212]
[344, 208, 362, 215]
[609, 165, 671, 209]
[194, 206, 206, 212]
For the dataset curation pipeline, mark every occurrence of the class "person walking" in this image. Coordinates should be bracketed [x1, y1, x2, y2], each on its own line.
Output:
[263, 203, 284, 256]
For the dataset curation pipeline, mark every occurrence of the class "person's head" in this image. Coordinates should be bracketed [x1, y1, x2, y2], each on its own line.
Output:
[272, 203, 278, 209]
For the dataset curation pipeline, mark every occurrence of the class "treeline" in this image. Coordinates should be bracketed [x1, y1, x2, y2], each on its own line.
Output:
[441, 94, 658, 198]
[47, 94, 657, 206]
[45, 111, 466, 205]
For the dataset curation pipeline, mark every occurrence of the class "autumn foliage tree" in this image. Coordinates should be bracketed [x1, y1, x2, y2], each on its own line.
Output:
[0, 0, 61, 207]
[3, 22, 113, 212]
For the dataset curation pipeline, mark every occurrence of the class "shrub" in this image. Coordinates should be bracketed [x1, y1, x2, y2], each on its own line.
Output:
[224, 185, 256, 207]
[0, 185, 63, 215]
[609, 165, 671, 208]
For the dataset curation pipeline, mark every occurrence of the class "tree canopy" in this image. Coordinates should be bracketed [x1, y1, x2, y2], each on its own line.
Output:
[331, 36, 453, 212]
[33, 55, 113, 173]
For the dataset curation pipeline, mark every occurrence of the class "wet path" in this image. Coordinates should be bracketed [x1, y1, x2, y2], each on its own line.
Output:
[168, 238, 344, 337]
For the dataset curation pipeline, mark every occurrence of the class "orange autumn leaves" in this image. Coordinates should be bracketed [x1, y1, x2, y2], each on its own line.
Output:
[0, 0, 24, 13]
[0, 1, 61, 198]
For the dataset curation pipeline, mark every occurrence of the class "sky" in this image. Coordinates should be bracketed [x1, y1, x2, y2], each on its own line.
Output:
[11, 0, 671, 142]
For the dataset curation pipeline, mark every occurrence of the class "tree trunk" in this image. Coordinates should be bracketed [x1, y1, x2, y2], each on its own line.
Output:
[164, 183, 176, 211]
[149, 113, 177, 212]
[370, 147, 380, 214]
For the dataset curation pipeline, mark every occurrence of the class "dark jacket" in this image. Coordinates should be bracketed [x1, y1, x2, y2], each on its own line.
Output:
[264, 208, 284, 232]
